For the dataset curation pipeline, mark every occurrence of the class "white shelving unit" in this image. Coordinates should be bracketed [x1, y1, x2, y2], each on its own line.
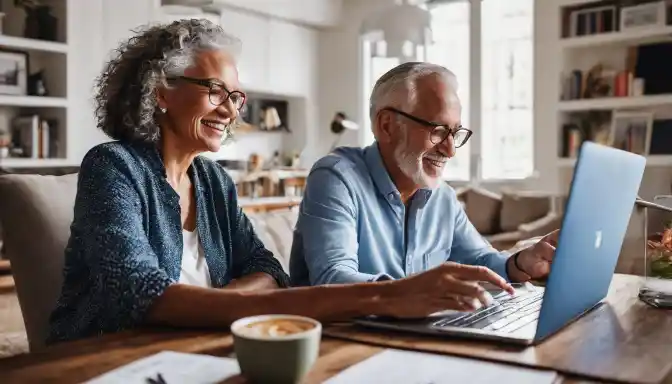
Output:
[558, 155, 672, 168]
[0, 0, 69, 169]
[0, 95, 68, 108]
[555, 0, 672, 171]
[558, 94, 672, 112]
[0, 35, 68, 54]
[559, 25, 672, 49]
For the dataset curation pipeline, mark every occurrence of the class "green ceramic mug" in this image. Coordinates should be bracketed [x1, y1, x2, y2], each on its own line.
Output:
[231, 314, 322, 384]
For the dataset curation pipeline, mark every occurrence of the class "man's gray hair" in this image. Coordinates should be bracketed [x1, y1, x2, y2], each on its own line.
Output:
[368, 62, 458, 122]
[94, 18, 241, 142]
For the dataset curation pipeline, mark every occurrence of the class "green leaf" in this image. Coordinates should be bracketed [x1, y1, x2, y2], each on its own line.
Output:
[649, 259, 672, 279]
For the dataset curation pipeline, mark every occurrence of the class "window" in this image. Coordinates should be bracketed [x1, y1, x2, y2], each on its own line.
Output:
[480, 0, 534, 180]
[360, 0, 534, 181]
[361, 41, 401, 147]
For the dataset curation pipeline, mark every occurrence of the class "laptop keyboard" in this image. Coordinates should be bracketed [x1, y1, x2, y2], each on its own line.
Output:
[431, 291, 544, 334]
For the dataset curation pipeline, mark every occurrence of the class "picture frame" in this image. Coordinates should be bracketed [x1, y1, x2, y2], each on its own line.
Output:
[609, 111, 653, 156]
[620, 1, 667, 32]
[0, 49, 28, 96]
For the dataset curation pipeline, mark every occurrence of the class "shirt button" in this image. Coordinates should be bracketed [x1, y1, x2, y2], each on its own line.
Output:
[387, 192, 395, 200]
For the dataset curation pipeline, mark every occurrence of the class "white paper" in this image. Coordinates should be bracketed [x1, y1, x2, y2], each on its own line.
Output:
[325, 349, 557, 384]
[85, 351, 240, 384]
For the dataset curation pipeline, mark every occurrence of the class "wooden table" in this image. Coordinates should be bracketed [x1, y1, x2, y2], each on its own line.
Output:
[0, 274, 670, 384]
[0, 332, 596, 384]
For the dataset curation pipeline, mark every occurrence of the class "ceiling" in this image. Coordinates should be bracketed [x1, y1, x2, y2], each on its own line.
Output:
[164, 0, 344, 27]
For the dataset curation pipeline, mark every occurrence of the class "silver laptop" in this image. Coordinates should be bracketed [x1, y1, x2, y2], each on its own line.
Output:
[354, 142, 646, 346]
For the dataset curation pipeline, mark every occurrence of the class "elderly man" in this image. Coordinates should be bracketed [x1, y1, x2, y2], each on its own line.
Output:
[289, 62, 557, 288]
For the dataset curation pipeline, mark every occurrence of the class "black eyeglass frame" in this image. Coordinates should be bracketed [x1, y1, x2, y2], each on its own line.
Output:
[168, 76, 247, 111]
[380, 106, 473, 148]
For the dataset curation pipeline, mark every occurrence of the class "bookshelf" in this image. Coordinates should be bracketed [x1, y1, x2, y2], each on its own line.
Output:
[556, 0, 672, 172]
[0, 0, 69, 169]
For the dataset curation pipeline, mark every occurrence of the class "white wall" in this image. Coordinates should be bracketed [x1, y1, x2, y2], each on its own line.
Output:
[315, 0, 390, 161]
[68, 0, 118, 162]
[62, 0, 320, 165]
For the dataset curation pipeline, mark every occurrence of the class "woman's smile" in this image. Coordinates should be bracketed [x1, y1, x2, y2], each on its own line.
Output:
[201, 119, 227, 134]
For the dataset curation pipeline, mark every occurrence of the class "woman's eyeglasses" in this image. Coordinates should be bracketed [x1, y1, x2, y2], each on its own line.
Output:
[381, 106, 472, 148]
[168, 76, 246, 111]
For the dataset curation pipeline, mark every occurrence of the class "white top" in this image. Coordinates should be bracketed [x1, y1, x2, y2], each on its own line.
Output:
[178, 229, 212, 288]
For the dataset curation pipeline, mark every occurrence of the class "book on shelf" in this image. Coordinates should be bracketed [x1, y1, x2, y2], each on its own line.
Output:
[561, 123, 583, 158]
[9, 114, 58, 159]
[562, 2, 618, 38]
[570, 5, 617, 37]
[560, 66, 640, 101]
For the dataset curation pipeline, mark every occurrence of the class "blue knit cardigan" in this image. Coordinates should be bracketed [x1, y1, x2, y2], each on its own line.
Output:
[47, 141, 289, 343]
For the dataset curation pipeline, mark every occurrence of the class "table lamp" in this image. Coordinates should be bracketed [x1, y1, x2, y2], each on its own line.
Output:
[329, 112, 359, 152]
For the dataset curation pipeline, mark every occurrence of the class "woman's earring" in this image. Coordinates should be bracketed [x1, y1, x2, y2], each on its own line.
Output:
[159, 107, 166, 113]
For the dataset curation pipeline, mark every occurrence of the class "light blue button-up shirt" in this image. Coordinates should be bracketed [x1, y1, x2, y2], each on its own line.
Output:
[289, 143, 510, 286]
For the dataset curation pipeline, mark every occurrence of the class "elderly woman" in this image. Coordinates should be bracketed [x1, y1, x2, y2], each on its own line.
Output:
[47, 19, 512, 343]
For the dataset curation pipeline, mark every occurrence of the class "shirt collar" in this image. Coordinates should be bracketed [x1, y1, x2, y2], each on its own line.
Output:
[363, 142, 433, 204]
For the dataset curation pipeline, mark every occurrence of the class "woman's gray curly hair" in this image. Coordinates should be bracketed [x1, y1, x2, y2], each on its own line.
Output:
[94, 18, 241, 142]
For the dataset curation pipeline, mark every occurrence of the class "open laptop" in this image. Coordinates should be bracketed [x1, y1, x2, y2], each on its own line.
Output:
[354, 141, 646, 346]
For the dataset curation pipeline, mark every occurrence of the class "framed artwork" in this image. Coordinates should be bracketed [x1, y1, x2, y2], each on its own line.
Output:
[0, 50, 28, 96]
[609, 111, 653, 156]
[620, 1, 667, 31]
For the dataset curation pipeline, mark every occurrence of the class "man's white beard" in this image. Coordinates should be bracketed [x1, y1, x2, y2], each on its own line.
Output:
[393, 133, 441, 190]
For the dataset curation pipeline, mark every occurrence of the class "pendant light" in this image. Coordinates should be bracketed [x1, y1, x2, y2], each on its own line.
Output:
[360, 0, 433, 62]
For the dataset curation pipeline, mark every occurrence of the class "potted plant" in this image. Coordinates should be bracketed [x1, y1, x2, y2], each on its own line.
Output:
[647, 221, 672, 280]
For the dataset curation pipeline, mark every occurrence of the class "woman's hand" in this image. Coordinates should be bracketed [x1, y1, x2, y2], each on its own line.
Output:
[376, 262, 514, 318]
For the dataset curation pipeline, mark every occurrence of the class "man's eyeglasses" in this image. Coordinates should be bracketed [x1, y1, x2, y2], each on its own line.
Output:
[381, 107, 472, 148]
[168, 76, 246, 111]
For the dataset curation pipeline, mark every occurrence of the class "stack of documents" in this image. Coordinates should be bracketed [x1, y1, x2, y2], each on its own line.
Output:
[85, 351, 240, 384]
[325, 349, 557, 384]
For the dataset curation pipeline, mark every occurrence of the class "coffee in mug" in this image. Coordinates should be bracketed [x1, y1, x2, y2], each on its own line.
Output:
[239, 318, 316, 338]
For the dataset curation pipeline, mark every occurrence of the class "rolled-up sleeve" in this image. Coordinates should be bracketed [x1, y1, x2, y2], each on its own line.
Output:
[49, 148, 174, 341]
[229, 189, 290, 287]
[449, 195, 511, 281]
[298, 168, 391, 285]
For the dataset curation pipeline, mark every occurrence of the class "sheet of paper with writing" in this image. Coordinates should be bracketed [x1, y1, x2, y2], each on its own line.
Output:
[85, 351, 240, 384]
[325, 349, 557, 384]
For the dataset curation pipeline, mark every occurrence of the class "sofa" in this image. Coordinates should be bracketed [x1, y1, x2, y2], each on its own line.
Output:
[454, 186, 564, 251]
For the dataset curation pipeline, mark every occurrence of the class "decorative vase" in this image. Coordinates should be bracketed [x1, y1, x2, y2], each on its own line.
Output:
[639, 195, 672, 308]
